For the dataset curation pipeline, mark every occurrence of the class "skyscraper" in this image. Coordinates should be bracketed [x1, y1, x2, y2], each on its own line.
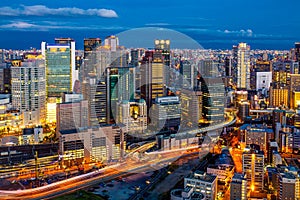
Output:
[155, 39, 171, 87]
[56, 100, 88, 132]
[106, 67, 135, 123]
[200, 60, 225, 125]
[0, 63, 11, 94]
[140, 50, 165, 115]
[11, 60, 46, 126]
[233, 43, 250, 90]
[82, 38, 101, 81]
[41, 38, 76, 99]
[82, 77, 107, 126]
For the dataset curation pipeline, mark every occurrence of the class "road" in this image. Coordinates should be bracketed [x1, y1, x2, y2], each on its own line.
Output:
[0, 150, 185, 200]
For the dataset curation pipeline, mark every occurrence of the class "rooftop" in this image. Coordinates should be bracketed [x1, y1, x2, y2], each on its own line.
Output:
[186, 171, 217, 183]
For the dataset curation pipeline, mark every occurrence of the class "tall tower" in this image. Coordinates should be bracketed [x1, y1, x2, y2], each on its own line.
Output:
[155, 39, 170, 87]
[41, 38, 76, 99]
[82, 38, 101, 81]
[233, 43, 250, 90]
[140, 50, 165, 116]
[11, 60, 46, 126]
[106, 66, 135, 123]
[200, 60, 225, 125]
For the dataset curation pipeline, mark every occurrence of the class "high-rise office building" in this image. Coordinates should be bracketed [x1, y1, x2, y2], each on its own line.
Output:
[154, 39, 170, 67]
[230, 173, 247, 200]
[233, 43, 250, 90]
[130, 48, 144, 67]
[155, 39, 171, 87]
[106, 67, 135, 123]
[269, 87, 289, 108]
[242, 150, 264, 192]
[41, 38, 77, 99]
[180, 60, 194, 89]
[225, 56, 232, 77]
[11, 60, 46, 126]
[200, 61, 225, 125]
[82, 38, 101, 81]
[151, 96, 181, 134]
[56, 100, 88, 132]
[198, 60, 225, 125]
[238, 101, 250, 122]
[140, 50, 165, 114]
[180, 88, 202, 130]
[244, 126, 268, 156]
[82, 77, 107, 126]
[0, 63, 11, 94]
[116, 99, 147, 136]
[199, 60, 220, 77]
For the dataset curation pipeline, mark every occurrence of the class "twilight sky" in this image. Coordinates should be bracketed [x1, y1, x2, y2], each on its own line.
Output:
[0, 0, 299, 50]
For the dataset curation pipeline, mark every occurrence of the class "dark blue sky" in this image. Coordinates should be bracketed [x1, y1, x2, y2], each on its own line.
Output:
[0, 0, 299, 50]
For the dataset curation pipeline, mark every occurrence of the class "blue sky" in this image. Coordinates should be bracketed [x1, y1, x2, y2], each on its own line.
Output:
[0, 0, 299, 49]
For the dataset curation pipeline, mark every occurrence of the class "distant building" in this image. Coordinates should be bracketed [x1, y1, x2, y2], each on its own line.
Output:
[22, 126, 43, 145]
[278, 172, 298, 200]
[238, 101, 250, 122]
[56, 100, 88, 133]
[116, 99, 147, 136]
[180, 59, 194, 89]
[242, 150, 264, 192]
[233, 43, 251, 90]
[82, 77, 107, 126]
[180, 88, 202, 129]
[58, 125, 125, 164]
[207, 164, 234, 183]
[272, 151, 282, 167]
[279, 126, 300, 153]
[269, 87, 289, 108]
[151, 96, 181, 134]
[11, 60, 46, 126]
[244, 125, 271, 156]
[256, 72, 272, 90]
[230, 173, 247, 200]
[184, 171, 217, 200]
[0, 63, 11, 94]
[170, 188, 204, 200]
[0, 95, 22, 133]
[82, 38, 101, 80]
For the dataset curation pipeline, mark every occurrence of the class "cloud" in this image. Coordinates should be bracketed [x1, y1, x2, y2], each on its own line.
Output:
[0, 21, 126, 31]
[0, 5, 118, 18]
[145, 23, 171, 26]
[223, 29, 253, 37]
[1, 21, 37, 29]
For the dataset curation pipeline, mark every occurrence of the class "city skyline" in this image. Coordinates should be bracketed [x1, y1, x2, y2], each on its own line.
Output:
[1, 1, 300, 200]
